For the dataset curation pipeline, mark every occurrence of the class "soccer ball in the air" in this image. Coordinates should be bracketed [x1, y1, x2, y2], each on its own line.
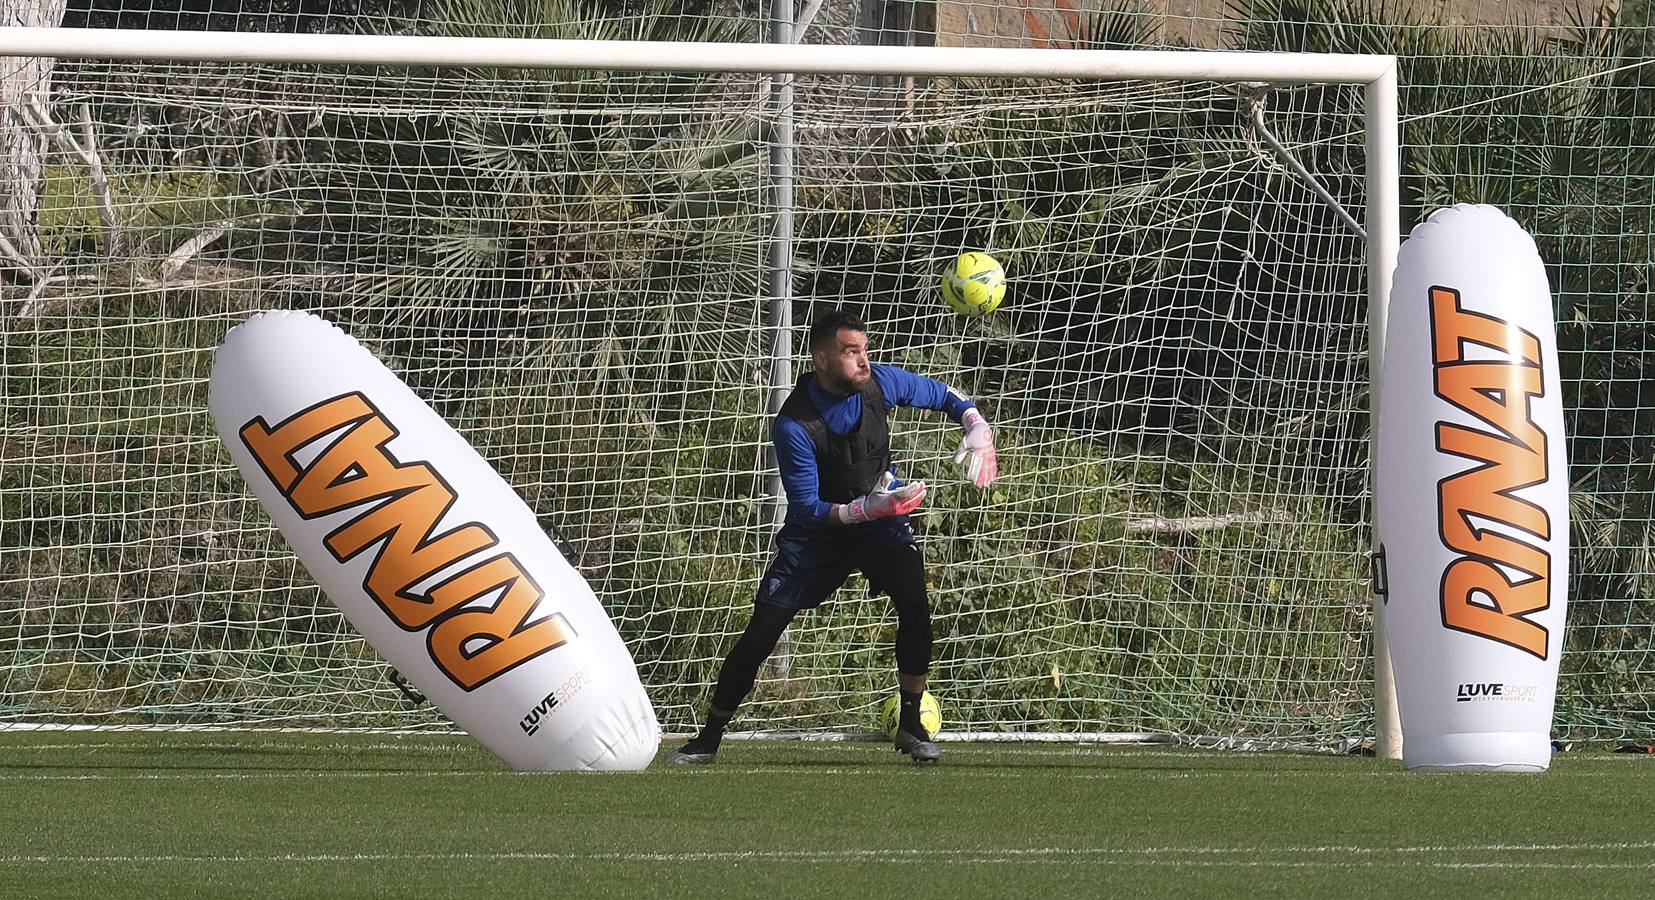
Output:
[880, 691, 943, 739]
[941, 251, 1006, 317]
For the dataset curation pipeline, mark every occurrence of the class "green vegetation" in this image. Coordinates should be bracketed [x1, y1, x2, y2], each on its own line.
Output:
[2, 2, 1652, 744]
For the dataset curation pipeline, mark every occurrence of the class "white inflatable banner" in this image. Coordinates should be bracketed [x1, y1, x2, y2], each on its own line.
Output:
[1377, 204, 1568, 771]
[208, 311, 659, 771]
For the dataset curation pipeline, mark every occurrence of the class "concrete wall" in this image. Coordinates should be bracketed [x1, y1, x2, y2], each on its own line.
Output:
[907, 0, 1620, 49]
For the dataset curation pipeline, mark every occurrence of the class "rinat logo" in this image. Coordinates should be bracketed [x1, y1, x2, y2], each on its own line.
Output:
[241, 392, 577, 691]
[1430, 286, 1553, 660]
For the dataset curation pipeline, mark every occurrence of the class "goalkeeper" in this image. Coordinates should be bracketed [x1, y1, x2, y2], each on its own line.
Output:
[669, 310, 997, 765]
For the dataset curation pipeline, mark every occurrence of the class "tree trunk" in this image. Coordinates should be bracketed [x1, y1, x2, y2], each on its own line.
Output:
[853, 0, 934, 207]
[0, 0, 68, 283]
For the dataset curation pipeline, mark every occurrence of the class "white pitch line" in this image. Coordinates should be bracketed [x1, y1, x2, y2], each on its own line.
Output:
[2, 843, 1652, 867]
[0, 741, 477, 754]
[0, 764, 1646, 783]
[1, 739, 1643, 766]
[0, 771, 519, 782]
[657, 765, 1645, 780]
[0, 769, 1331, 782]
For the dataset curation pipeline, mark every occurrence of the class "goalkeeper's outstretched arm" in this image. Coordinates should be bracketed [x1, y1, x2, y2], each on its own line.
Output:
[870, 364, 998, 489]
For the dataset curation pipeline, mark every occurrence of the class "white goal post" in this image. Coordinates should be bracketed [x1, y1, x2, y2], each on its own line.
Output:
[0, 27, 1399, 756]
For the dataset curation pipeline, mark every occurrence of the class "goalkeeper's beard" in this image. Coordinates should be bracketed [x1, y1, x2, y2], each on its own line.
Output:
[824, 369, 869, 396]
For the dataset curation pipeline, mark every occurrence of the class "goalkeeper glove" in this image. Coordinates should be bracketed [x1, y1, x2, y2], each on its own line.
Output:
[954, 408, 998, 489]
[837, 471, 926, 525]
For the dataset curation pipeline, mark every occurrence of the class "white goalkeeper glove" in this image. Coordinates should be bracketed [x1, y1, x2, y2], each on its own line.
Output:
[836, 471, 926, 525]
[953, 408, 998, 489]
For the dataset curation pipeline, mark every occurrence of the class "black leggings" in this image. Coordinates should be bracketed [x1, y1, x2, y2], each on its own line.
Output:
[711, 539, 932, 713]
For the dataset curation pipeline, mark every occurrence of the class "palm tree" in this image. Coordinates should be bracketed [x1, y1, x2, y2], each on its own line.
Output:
[298, 0, 760, 397]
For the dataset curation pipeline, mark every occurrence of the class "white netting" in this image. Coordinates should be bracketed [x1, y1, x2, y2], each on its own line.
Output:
[0, 48, 1375, 742]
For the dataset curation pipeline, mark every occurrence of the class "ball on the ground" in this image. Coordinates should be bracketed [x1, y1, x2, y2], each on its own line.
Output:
[941, 251, 1006, 317]
[880, 691, 943, 739]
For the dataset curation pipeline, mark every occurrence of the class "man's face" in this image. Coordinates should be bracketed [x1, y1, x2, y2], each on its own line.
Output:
[813, 327, 871, 395]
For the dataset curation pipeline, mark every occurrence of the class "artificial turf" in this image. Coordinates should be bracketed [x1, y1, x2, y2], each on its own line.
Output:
[0, 731, 1645, 898]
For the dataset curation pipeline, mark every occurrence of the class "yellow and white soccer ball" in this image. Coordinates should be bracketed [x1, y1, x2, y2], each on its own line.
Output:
[880, 691, 943, 739]
[941, 251, 1006, 317]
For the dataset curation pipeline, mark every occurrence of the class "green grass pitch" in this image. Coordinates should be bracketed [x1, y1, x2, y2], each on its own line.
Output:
[0, 731, 1645, 899]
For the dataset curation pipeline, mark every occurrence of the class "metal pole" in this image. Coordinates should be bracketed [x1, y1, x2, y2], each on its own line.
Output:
[1249, 96, 1366, 240]
[1365, 63, 1402, 761]
[0, 29, 1396, 83]
[765, 0, 798, 677]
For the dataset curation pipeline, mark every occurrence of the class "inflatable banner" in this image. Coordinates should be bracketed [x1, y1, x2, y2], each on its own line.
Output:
[208, 311, 659, 771]
[1377, 204, 1568, 771]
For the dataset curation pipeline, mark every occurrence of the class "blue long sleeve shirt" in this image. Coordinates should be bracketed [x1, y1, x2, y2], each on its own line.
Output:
[774, 364, 976, 526]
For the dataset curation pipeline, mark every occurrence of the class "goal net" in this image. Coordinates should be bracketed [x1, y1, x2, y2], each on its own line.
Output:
[0, 32, 1394, 746]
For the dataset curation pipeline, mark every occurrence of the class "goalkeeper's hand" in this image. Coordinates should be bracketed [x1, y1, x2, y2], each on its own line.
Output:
[837, 471, 926, 525]
[953, 408, 998, 489]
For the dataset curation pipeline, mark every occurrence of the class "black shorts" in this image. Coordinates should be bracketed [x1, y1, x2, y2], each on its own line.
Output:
[756, 517, 920, 611]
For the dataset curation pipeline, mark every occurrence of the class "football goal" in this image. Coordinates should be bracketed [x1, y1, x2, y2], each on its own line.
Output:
[0, 27, 1399, 754]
